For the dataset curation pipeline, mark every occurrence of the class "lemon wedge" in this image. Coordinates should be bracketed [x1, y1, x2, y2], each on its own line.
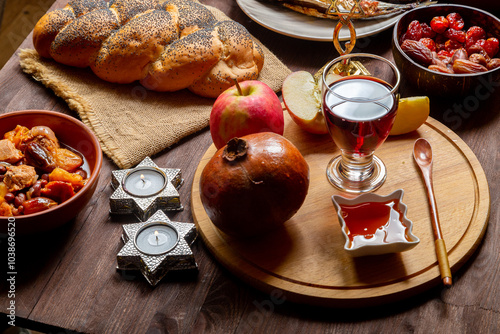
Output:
[390, 96, 430, 136]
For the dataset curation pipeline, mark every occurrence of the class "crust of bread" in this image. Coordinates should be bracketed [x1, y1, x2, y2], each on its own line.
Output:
[188, 21, 265, 97]
[91, 10, 178, 83]
[32, 0, 264, 98]
[50, 9, 120, 67]
[162, 0, 217, 37]
[33, 9, 75, 58]
[69, 0, 108, 17]
[109, 0, 158, 24]
[141, 28, 223, 92]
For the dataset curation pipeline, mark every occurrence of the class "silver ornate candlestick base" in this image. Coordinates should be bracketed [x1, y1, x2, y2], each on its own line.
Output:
[110, 157, 183, 221]
[117, 210, 198, 286]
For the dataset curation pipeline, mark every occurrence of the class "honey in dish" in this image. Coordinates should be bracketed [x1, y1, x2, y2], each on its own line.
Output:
[339, 199, 411, 248]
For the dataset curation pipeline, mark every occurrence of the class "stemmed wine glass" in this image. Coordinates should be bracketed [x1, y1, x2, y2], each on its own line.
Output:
[321, 53, 401, 193]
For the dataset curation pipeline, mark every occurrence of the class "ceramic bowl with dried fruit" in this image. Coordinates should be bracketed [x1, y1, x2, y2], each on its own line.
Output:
[392, 4, 500, 96]
[0, 110, 102, 234]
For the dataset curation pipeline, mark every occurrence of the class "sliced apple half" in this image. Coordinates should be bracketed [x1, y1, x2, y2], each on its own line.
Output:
[282, 71, 328, 135]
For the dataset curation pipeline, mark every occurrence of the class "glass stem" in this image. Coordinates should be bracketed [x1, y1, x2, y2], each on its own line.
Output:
[339, 151, 375, 182]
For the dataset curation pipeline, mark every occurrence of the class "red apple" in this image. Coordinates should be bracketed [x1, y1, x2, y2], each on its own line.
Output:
[210, 80, 284, 149]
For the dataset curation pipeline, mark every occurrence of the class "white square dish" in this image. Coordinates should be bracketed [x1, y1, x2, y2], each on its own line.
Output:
[332, 189, 420, 257]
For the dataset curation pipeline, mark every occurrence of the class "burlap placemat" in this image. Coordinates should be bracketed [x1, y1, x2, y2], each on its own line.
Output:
[19, 4, 291, 169]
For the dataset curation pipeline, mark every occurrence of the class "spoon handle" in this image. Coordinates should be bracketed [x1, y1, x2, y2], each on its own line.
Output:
[435, 239, 452, 287]
[421, 166, 453, 287]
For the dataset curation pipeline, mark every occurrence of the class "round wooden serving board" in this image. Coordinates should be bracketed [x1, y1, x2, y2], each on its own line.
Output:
[191, 115, 490, 307]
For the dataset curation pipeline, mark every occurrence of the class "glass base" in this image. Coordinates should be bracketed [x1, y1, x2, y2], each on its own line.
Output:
[326, 155, 387, 193]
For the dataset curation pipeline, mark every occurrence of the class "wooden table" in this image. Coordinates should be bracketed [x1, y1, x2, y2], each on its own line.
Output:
[1, 1, 499, 333]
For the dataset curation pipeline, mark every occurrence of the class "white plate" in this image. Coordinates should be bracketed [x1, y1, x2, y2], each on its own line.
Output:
[236, 0, 404, 42]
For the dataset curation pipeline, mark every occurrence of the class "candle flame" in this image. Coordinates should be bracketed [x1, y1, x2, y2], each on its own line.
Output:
[140, 174, 145, 182]
[154, 230, 159, 236]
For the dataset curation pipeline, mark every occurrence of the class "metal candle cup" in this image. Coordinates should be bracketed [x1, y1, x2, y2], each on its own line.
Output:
[122, 167, 167, 197]
[134, 222, 179, 255]
[110, 157, 184, 221]
[116, 210, 198, 286]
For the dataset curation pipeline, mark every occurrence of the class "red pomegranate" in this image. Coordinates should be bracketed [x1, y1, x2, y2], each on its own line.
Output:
[200, 132, 309, 237]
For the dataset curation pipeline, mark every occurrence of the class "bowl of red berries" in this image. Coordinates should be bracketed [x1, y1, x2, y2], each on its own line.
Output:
[392, 4, 500, 96]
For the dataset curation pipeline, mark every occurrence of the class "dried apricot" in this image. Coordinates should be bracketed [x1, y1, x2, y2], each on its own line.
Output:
[49, 167, 85, 191]
[3, 125, 30, 149]
[55, 148, 83, 171]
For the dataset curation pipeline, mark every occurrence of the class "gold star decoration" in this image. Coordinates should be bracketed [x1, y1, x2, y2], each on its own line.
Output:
[327, 0, 365, 18]
[329, 0, 363, 55]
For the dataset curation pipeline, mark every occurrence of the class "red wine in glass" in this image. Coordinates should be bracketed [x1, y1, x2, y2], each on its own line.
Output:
[323, 75, 398, 156]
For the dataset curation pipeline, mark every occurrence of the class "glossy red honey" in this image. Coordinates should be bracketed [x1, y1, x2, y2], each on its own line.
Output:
[339, 199, 410, 247]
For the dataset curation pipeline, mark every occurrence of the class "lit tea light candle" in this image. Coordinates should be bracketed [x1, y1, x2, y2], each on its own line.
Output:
[122, 167, 167, 197]
[135, 223, 179, 255]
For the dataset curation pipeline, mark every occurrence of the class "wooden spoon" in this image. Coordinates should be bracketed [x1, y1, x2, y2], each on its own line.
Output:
[413, 138, 452, 287]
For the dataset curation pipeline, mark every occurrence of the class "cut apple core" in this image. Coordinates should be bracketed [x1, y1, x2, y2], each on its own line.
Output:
[282, 71, 328, 134]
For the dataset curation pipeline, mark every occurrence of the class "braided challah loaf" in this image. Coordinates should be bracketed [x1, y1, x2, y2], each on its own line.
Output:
[33, 0, 264, 98]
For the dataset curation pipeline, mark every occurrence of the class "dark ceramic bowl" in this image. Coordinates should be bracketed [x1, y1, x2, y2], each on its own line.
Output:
[392, 4, 500, 96]
[0, 110, 102, 234]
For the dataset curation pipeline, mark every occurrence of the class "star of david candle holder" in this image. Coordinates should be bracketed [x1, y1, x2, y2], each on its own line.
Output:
[116, 210, 198, 286]
[110, 157, 183, 221]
